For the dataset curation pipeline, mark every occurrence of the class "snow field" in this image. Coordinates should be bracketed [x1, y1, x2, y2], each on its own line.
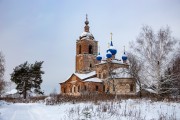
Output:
[0, 99, 179, 120]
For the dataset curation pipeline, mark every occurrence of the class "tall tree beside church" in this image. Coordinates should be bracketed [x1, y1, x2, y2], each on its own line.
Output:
[0, 51, 5, 95]
[127, 53, 143, 97]
[163, 43, 180, 96]
[130, 25, 177, 96]
[11, 61, 44, 99]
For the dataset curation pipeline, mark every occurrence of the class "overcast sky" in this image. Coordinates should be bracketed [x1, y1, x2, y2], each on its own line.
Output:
[0, 0, 180, 94]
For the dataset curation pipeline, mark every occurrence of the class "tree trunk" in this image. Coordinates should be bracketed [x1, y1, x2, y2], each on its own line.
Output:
[139, 84, 142, 98]
[23, 80, 27, 99]
[23, 90, 26, 99]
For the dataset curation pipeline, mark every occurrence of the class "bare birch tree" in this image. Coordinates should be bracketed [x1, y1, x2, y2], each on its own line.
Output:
[130, 25, 177, 96]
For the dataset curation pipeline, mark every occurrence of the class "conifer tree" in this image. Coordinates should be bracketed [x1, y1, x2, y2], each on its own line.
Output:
[0, 51, 5, 96]
[11, 61, 44, 99]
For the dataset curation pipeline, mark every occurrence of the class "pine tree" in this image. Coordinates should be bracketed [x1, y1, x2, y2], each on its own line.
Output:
[11, 61, 44, 99]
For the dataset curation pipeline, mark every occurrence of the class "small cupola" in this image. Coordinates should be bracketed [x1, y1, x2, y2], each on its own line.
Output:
[96, 46, 102, 61]
[106, 50, 112, 58]
[108, 33, 117, 55]
[96, 52, 102, 61]
[122, 46, 128, 63]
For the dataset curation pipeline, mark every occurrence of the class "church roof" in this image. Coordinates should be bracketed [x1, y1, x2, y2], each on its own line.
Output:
[84, 77, 102, 83]
[95, 59, 126, 66]
[80, 32, 94, 40]
[5, 89, 17, 95]
[74, 71, 96, 80]
[60, 71, 96, 84]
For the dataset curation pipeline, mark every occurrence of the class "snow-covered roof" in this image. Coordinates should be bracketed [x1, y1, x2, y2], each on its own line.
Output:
[84, 77, 102, 83]
[96, 59, 124, 65]
[144, 88, 156, 94]
[113, 68, 132, 78]
[5, 89, 17, 95]
[111, 60, 123, 64]
[74, 71, 96, 80]
[80, 32, 94, 40]
[81, 32, 93, 37]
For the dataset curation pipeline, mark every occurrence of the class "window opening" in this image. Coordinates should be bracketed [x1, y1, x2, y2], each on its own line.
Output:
[130, 84, 133, 92]
[96, 86, 98, 91]
[84, 85, 87, 91]
[74, 87, 76, 93]
[79, 45, 81, 54]
[89, 45, 93, 54]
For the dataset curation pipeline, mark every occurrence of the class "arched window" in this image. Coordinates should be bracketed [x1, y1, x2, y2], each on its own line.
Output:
[74, 87, 76, 93]
[78, 86, 80, 92]
[70, 87, 72, 93]
[89, 45, 93, 54]
[99, 74, 101, 79]
[103, 85, 105, 92]
[130, 84, 134, 92]
[79, 45, 81, 54]
[84, 85, 87, 91]
[64, 88, 66, 93]
[96, 86, 99, 91]
[90, 63, 92, 68]
[103, 73, 106, 79]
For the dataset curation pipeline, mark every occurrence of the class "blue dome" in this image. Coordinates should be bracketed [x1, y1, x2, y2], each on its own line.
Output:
[109, 41, 117, 55]
[106, 51, 112, 58]
[109, 48, 117, 55]
[122, 52, 127, 61]
[96, 53, 102, 61]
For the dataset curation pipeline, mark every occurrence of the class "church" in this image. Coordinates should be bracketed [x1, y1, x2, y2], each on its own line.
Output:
[60, 15, 136, 95]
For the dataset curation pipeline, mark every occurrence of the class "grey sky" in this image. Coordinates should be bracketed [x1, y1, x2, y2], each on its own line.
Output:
[0, 0, 180, 94]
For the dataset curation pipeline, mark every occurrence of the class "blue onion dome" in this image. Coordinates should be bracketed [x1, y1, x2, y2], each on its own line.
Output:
[122, 52, 128, 61]
[96, 53, 102, 61]
[109, 40, 117, 55]
[106, 50, 112, 58]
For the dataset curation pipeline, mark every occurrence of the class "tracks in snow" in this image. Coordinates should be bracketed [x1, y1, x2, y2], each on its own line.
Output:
[8, 103, 48, 120]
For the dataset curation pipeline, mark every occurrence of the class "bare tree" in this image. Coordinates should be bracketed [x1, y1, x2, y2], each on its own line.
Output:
[50, 88, 57, 97]
[102, 59, 123, 97]
[104, 61, 117, 95]
[0, 51, 5, 96]
[163, 43, 180, 97]
[127, 53, 143, 97]
[130, 25, 177, 96]
[105, 59, 133, 97]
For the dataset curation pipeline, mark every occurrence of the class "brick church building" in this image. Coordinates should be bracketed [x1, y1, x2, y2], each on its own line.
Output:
[60, 15, 136, 95]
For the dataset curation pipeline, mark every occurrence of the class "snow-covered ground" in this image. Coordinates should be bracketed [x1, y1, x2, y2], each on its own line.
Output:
[0, 99, 179, 120]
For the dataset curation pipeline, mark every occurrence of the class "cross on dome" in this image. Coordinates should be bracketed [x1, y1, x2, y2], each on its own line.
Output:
[85, 14, 89, 25]
[110, 32, 113, 41]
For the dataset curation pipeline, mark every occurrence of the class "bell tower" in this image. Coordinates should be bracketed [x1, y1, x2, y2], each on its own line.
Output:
[75, 15, 98, 73]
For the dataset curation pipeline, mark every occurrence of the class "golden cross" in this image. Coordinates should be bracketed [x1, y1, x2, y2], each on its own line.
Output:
[110, 32, 113, 40]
